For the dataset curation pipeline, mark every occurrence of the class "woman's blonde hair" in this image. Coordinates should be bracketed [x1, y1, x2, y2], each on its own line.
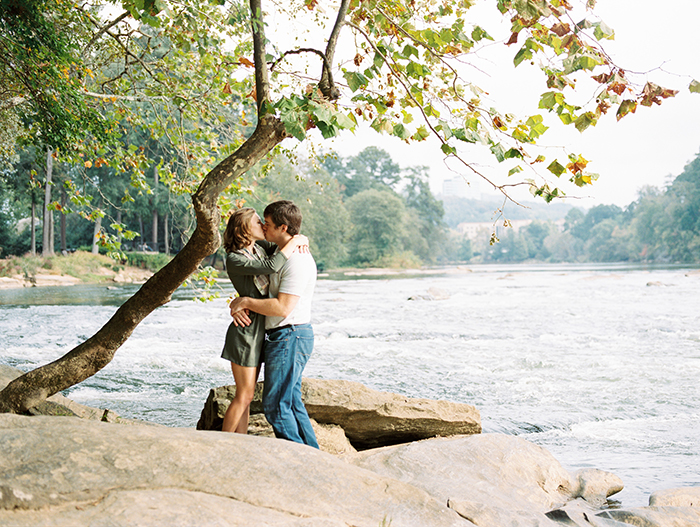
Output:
[223, 208, 257, 252]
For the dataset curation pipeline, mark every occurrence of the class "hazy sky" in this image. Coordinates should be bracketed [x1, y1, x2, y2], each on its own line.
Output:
[315, 0, 700, 209]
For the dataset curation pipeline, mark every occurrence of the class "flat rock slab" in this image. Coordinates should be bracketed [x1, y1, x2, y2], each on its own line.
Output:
[198, 377, 481, 450]
[0, 414, 465, 527]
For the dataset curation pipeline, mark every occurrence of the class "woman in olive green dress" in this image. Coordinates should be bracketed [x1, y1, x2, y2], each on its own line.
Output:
[220, 207, 307, 433]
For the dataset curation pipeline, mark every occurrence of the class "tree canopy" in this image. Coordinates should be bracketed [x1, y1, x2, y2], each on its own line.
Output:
[0, 0, 695, 413]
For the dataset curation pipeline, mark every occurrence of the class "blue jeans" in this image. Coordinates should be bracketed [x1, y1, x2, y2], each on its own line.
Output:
[262, 324, 319, 448]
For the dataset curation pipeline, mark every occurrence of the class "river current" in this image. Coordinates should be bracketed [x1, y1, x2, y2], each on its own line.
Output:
[1, 263, 699, 507]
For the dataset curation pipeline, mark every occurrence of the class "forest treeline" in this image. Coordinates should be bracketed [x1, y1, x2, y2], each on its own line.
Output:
[1, 145, 699, 267]
[474, 152, 700, 264]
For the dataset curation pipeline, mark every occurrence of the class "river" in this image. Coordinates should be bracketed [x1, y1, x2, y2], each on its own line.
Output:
[1, 263, 699, 507]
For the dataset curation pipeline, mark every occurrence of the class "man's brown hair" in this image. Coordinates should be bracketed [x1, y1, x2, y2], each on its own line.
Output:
[263, 200, 301, 236]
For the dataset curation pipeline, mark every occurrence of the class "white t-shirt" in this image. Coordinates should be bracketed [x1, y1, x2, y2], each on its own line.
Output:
[265, 250, 317, 330]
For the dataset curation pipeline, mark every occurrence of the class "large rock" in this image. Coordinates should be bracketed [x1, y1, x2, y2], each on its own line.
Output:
[198, 377, 481, 450]
[650, 486, 700, 507]
[0, 413, 465, 527]
[0, 364, 149, 425]
[347, 433, 578, 526]
[346, 434, 700, 527]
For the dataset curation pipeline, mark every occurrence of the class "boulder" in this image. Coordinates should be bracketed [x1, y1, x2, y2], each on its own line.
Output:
[198, 378, 481, 450]
[571, 468, 624, 507]
[247, 413, 357, 455]
[346, 433, 577, 526]
[0, 364, 151, 425]
[650, 486, 700, 507]
[0, 413, 466, 527]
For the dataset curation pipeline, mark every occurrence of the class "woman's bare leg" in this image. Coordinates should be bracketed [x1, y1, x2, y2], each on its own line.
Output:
[221, 363, 259, 434]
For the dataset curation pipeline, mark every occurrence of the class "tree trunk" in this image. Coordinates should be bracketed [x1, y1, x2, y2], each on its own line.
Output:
[0, 115, 287, 414]
[116, 210, 122, 246]
[42, 147, 53, 257]
[152, 165, 158, 252]
[164, 213, 169, 255]
[91, 214, 102, 255]
[30, 201, 36, 256]
[138, 215, 144, 249]
[60, 186, 67, 253]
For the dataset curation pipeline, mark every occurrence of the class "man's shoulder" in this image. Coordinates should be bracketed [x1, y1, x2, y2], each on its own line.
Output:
[279, 252, 317, 278]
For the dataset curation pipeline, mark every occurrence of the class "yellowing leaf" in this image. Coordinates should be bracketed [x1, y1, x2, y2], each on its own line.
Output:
[689, 80, 700, 94]
[84, 160, 93, 168]
[239, 57, 254, 68]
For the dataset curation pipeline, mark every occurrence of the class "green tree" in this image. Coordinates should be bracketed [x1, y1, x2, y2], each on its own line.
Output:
[253, 157, 349, 269]
[345, 189, 407, 265]
[1, 0, 692, 414]
[522, 221, 552, 260]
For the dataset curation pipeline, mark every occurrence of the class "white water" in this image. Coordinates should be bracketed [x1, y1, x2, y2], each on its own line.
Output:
[1, 264, 699, 507]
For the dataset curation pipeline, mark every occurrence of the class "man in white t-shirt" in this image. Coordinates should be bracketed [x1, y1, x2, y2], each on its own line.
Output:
[228, 200, 318, 448]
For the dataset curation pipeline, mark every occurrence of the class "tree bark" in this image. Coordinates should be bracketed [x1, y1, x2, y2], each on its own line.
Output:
[42, 147, 53, 257]
[164, 213, 169, 255]
[91, 214, 102, 254]
[60, 186, 67, 253]
[0, 115, 287, 414]
[152, 165, 158, 251]
[30, 201, 36, 255]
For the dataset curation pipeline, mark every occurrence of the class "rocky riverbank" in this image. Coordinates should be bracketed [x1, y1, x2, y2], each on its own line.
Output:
[0, 365, 698, 526]
[0, 251, 153, 289]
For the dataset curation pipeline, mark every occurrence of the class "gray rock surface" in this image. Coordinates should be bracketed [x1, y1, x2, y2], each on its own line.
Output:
[571, 468, 625, 507]
[347, 433, 577, 525]
[198, 377, 481, 450]
[650, 486, 700, 507]
[0, 413, 466, 527]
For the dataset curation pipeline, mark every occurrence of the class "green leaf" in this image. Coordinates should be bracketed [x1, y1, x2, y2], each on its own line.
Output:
[401, 44, 420, 59]
[472, 26, 493, 42]
[490, 142, 506, 162]
[513, 45, 533, 67]
[424, 104, 440, 118]
[508, 166, 523, 176]
[690, 80, 700, 94]
[392, 124, 410, 140]
[504, 148, 523, 159]
[574, 111, 596, 132]
[411, 126, 430, 141]
[412, 125, 430, 141]
[335, 112, 356, 129]
[539, 92, 560, 110]
[343, 71, 369, 92]
[616, 99, 637, 120]
[593, 22, 615, 41]
[316, 121, 338, 139]
[441, 143, 457, 155]
[547, 160, 566, 177]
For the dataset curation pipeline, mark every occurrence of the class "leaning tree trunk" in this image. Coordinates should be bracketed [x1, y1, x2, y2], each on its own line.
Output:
[0, 115, 287, 414]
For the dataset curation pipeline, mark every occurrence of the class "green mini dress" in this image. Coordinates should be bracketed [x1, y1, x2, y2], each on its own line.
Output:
[221, 241, 287, 367]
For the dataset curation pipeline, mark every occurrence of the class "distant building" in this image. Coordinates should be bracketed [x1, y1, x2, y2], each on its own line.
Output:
[441, 177, 471, 198]
[456, 218, 565, 241]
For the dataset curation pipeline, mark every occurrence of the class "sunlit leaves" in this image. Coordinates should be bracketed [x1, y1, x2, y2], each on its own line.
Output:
[574, 111, 597, 132]
[640, 82, 678, 107]
[344, 71, 370, 92]
[547, 160, 566, 177]
[616, 99, 637, 120]
[592, 21, 614, 41]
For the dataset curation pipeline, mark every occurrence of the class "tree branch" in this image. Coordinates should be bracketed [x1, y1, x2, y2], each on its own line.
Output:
[81, 11, 131, 56]
[250, 0, 270, 113]
[318, 0, 349, 100]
